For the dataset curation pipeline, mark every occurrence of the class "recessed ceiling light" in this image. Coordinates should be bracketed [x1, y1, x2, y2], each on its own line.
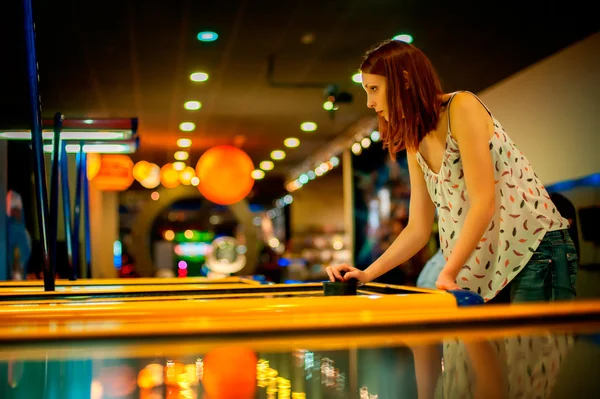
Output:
[251, 169, 265, 180]
[270, 150, 286, 161]
[393, 34, 413, 44]
[173, 161, 186, 171]
[300, 122, 317, 132]
[284, 138, 300, 148]
[174, 151, 189, 161]
[260, 161, 274, 171]
[177, 138, 192, 148]
[190, 72, 209, 82]
[184, 101, 202, 110]
[179, 122, 195, 132]
[197, 31, 218, 42]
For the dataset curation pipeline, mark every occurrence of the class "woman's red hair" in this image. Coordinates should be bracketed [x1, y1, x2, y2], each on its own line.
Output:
[360, 40, 444, 159]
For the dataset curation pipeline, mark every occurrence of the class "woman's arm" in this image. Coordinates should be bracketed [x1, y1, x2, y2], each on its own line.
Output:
[436, 92, 496, 289]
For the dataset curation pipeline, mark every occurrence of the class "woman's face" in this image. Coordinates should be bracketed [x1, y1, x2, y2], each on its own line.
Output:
[361, 73, 388, 121]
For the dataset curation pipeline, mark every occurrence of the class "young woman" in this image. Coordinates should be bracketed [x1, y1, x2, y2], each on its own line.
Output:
[326, 39, 578, 303]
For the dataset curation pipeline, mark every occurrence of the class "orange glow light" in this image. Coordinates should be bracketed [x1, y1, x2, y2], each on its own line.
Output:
[91, 155, 134, 192]
[160, 164, 181, 188]
[195, 146, 254, 205]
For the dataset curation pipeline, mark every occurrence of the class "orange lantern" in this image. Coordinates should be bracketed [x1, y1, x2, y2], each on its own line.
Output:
[160, 163, 181, 188]
[86, 153, 101, 180]
[202, 346, 257, 399]
[139, 163, 160, 189]
[133, 160, 152, 182]
[179, 166, 195, 185]
[91, 155, 134, 191]
[195, 146, 254, 205]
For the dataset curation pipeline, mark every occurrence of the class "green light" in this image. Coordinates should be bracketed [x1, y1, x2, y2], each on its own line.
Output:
[174, 230, 215, 243]
[393, 34, 413, 44]
[323, 101, 334, 111]
[197, 31, 218, 42]
[351, 73, 362, 84]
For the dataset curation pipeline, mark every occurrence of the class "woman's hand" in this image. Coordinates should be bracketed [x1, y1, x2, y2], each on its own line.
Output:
[435, 269, 461, 291]
[325, 264, 370, 284]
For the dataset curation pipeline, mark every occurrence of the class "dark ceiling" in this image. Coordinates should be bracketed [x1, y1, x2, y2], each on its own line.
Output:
[1, 0, 598, 179]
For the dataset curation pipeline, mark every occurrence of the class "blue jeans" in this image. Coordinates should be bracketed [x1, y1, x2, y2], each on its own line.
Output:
[489, 229, 578, 304]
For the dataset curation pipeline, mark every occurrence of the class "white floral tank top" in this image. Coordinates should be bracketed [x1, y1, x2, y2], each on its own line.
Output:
[416, 92, 568, 302]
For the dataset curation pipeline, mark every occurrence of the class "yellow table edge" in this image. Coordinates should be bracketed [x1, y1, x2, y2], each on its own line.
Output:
[0, 298, 598, 341]
[0, 318, 597, 362]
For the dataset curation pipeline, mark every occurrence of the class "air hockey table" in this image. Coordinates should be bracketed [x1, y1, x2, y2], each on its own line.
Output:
[0, 276, 262, 289]
[0, 279, 477, 310]
[0, 296, 599, 398]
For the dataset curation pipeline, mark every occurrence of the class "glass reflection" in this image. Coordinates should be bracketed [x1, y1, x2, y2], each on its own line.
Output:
[1, 331, 596, 398]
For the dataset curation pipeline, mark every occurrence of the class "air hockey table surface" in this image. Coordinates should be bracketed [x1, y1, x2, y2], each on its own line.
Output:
[0, 279, 456, 304]
[0, 281, 463, 340]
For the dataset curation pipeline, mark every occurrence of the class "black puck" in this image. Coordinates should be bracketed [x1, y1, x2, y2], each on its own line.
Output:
[323, 279, 358, 296]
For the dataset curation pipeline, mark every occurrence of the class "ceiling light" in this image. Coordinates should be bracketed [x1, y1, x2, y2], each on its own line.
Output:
[371, 130, 381, 142]
[393, 34, 413, 44]
[179, 122, 195, 132]
[260, 161, 274, 171]
[361, 137, 371, 148]
[1, 131, 126, 140]
[270, 150, 286, 161]
[184, 101, 202, 110]
[251, 169, 265, 180]
[191, 176, 199, 186]
[300, 122, 317, 132]
[173, 161, 186, 171]
[284, 137, 300, 148]
[330, 156, 339, 167]
[174, 151, 189, 161]
[179, 166, 195, 185]
[43, 143, 136, 154]
[352, 73, 362, 83]
[197, 31, 218, 42]
[351, 142, 362, 154]
[190, 72, 209, 82]
[177, 138, 192, 148]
